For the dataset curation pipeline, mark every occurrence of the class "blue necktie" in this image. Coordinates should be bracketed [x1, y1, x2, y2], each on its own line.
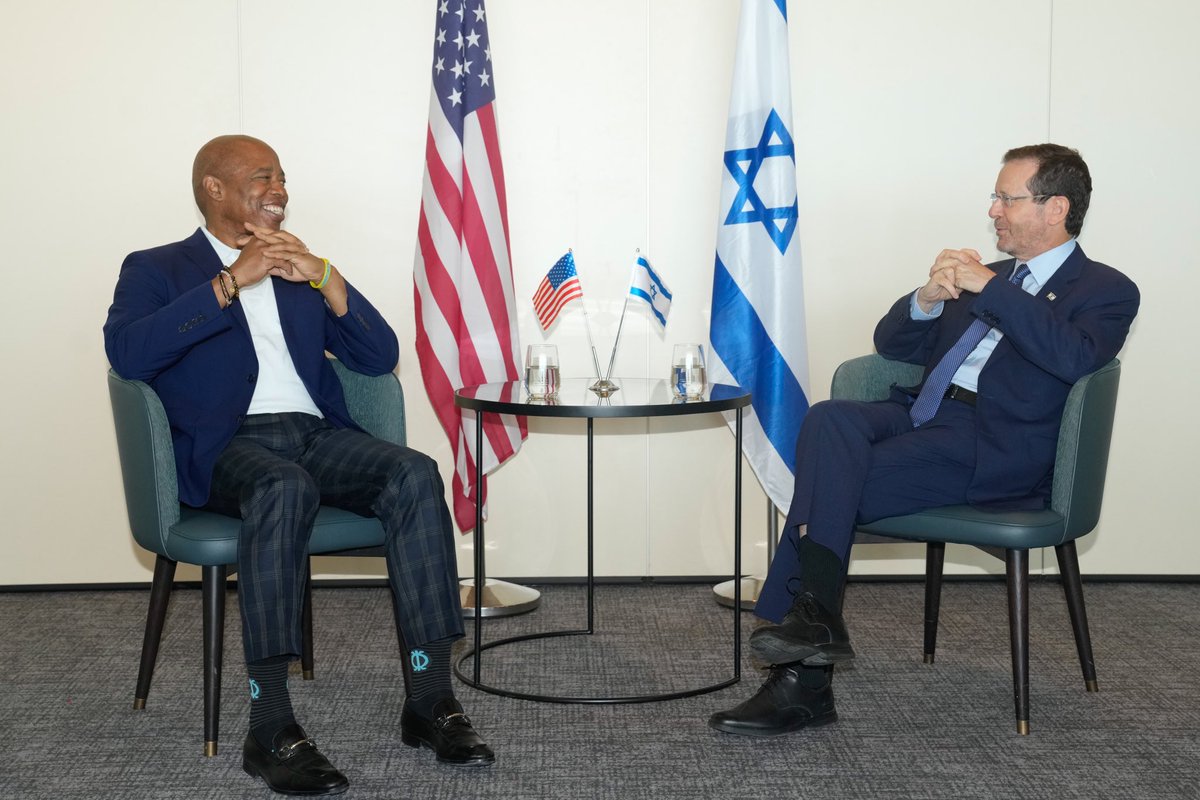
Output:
[908, 263, 1031, 428]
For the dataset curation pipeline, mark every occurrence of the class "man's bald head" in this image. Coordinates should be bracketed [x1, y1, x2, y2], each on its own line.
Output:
[191, 135, 289, 246]
[192, 135, 275, 213]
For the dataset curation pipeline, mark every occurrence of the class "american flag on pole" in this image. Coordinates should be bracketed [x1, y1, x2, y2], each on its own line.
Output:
[414, 0, 525, 532]
[532, 251, 583, 331]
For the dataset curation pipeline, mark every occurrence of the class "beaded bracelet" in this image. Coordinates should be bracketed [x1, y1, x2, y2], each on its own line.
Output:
[310, 258, 332, 290]
[221, 267, 240, 301]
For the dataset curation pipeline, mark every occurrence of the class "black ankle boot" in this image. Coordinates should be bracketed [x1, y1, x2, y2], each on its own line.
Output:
[749, 591, 855, 666]
[708, 664, 837, 737]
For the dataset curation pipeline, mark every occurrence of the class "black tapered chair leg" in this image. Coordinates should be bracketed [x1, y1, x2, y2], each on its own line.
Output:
[922, 542, 946, 663]
[301, 562, 315, 680]
[1055, 541, 1098, 691]
[1005, 549, 1030, 735]
[202, 564, 227, 757]
[134, 555, 178, 710]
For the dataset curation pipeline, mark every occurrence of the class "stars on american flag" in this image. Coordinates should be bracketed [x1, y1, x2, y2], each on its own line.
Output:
[433, 3, 493, 127]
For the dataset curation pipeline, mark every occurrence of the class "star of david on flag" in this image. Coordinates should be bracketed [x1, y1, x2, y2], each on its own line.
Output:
[708, 0, 811, 514]
[724, 109, 799, 255]
[628, 255, 672, 329]
[533, 252, 584, 331]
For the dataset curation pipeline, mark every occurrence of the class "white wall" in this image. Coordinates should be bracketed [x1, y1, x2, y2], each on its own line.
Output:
[1, 0, 1195, 586]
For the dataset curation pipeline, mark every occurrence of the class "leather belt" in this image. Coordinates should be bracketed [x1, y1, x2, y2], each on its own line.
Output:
[944, 384, 977, 406]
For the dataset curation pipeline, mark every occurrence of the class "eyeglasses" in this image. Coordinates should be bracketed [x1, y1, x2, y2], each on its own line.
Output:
[990, 192, 1050, 208]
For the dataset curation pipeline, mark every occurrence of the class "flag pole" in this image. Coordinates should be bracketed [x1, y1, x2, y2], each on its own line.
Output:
[571, 249, 605, 380]
[604, 296, 630, 382]
[573, 249, 620, 397]
[602, 247, 637, 383]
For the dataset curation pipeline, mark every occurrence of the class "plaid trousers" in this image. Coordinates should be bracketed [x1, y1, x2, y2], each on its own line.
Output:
[205, 413, 464, 662]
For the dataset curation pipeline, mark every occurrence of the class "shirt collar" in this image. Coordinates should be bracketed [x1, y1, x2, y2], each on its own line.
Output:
[200, 226, 241, 268]
[1021, 238, 1076, 290]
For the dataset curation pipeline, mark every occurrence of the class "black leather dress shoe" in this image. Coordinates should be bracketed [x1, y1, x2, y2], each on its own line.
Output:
[749, 591, 856, 666]
[708, 664, 837, 737]
[400, 697, 495, 766]
[242, 723, 349, 796]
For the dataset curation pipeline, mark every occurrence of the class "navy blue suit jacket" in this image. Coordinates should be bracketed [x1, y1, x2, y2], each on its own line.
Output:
[104, 228, 400, 507]
[873, 243, 1139, 507]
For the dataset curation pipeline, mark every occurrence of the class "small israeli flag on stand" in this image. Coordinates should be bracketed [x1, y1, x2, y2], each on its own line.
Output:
[629, 256, 672, 329]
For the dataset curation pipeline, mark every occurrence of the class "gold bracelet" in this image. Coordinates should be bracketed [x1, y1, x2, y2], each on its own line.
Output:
[216, 271, 231, 304]
[221, 267, 240, 301]
[310, 258, 332, 290]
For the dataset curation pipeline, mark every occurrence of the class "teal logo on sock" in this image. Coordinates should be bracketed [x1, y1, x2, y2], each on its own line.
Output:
[410, 649, 430, 673]
[248, 678, 261, 700]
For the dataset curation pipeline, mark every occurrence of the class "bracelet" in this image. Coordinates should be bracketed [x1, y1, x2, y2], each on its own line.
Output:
[221, 267, 240, 301]
[216, 271, 231, 304]
[310, 258, 332, 290]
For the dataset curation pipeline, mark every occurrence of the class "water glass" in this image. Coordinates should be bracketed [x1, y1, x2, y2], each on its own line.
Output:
[671, 344, 707, 399]
[525, 344, 560, 400]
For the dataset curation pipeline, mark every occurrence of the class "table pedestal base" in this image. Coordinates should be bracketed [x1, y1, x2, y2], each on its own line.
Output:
[453, 628, 739, 704]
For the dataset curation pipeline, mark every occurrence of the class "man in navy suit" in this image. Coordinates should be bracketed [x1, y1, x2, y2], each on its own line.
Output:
[709, 144, 1140, 737]
[105, 135, 494, 795]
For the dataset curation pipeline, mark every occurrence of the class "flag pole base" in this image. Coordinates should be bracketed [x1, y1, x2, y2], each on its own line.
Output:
[460, 578, 541, 618]
[588, 378, 620, 397]
[712, 575, 763, 612]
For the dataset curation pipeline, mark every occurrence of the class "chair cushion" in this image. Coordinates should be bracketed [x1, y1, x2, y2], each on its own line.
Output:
[857, 505, 1069, 550]
[165, 506, 386, 565]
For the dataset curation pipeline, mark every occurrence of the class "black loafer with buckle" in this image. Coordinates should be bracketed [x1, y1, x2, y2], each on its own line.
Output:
[400, 697, 496, 766]
[242, 723, 349, 796]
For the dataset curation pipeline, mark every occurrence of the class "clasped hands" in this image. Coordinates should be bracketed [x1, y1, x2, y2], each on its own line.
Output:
[915, 248, 996, 313]
[230, 223, 326, 288]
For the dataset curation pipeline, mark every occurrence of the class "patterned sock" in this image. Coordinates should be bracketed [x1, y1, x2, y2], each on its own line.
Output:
[406, 637, 455, 718]
[797, 535, 846, 613]
[247, 655, 297, 750]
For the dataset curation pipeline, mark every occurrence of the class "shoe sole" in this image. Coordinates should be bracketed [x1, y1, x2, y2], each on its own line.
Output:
[749, 633, 856, 667]
[401, 731, 496, 767]
[708, 709, 839, 738]
[241, 759, 350, 796]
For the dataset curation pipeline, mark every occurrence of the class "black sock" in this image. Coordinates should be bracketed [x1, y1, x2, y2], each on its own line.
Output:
[797, 535, 846, 613]
[247, 655, 297, 750]
[787, 662, 833, 690]
[406, 637, 455, 718]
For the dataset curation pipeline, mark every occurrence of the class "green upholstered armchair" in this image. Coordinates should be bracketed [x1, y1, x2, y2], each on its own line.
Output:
[107, 359, 404, 756]
[833, 354, 1122, 734]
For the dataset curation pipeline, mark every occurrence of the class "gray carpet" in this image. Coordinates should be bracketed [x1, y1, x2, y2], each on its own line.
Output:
[2, 581, 1198, 799]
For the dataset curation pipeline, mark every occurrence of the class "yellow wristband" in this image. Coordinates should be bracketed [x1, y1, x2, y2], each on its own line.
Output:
[310, 258, 332, 290]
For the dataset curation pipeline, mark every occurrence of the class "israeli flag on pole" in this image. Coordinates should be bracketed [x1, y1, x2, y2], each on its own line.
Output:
[629, 255, 672, 329]
[708, 0, 810, 512]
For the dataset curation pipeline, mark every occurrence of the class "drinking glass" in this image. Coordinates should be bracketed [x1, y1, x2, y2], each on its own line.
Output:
[671, 344, 707, 399]
[525, 344, 560, 400]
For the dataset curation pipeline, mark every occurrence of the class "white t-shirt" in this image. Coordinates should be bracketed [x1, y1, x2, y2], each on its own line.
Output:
[202, 228, 324, 418]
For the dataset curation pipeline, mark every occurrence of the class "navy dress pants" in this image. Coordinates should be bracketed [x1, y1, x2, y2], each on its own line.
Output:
[204, 412, 464, 662]
[755, 395, 979, 623]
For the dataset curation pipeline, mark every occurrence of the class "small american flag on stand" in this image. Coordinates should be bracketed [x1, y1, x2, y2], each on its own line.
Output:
[533, 251, 584, 331]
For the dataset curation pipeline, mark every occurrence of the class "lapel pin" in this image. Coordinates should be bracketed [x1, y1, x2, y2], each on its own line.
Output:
[1046, 292, 1057, 301]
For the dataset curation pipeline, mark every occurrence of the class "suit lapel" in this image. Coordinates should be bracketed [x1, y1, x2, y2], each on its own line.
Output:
[180, 227, 251, 338]
[1036, 242, 1086, 303]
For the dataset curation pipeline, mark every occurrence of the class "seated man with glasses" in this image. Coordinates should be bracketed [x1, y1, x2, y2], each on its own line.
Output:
[709, 143, 1140, 737]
